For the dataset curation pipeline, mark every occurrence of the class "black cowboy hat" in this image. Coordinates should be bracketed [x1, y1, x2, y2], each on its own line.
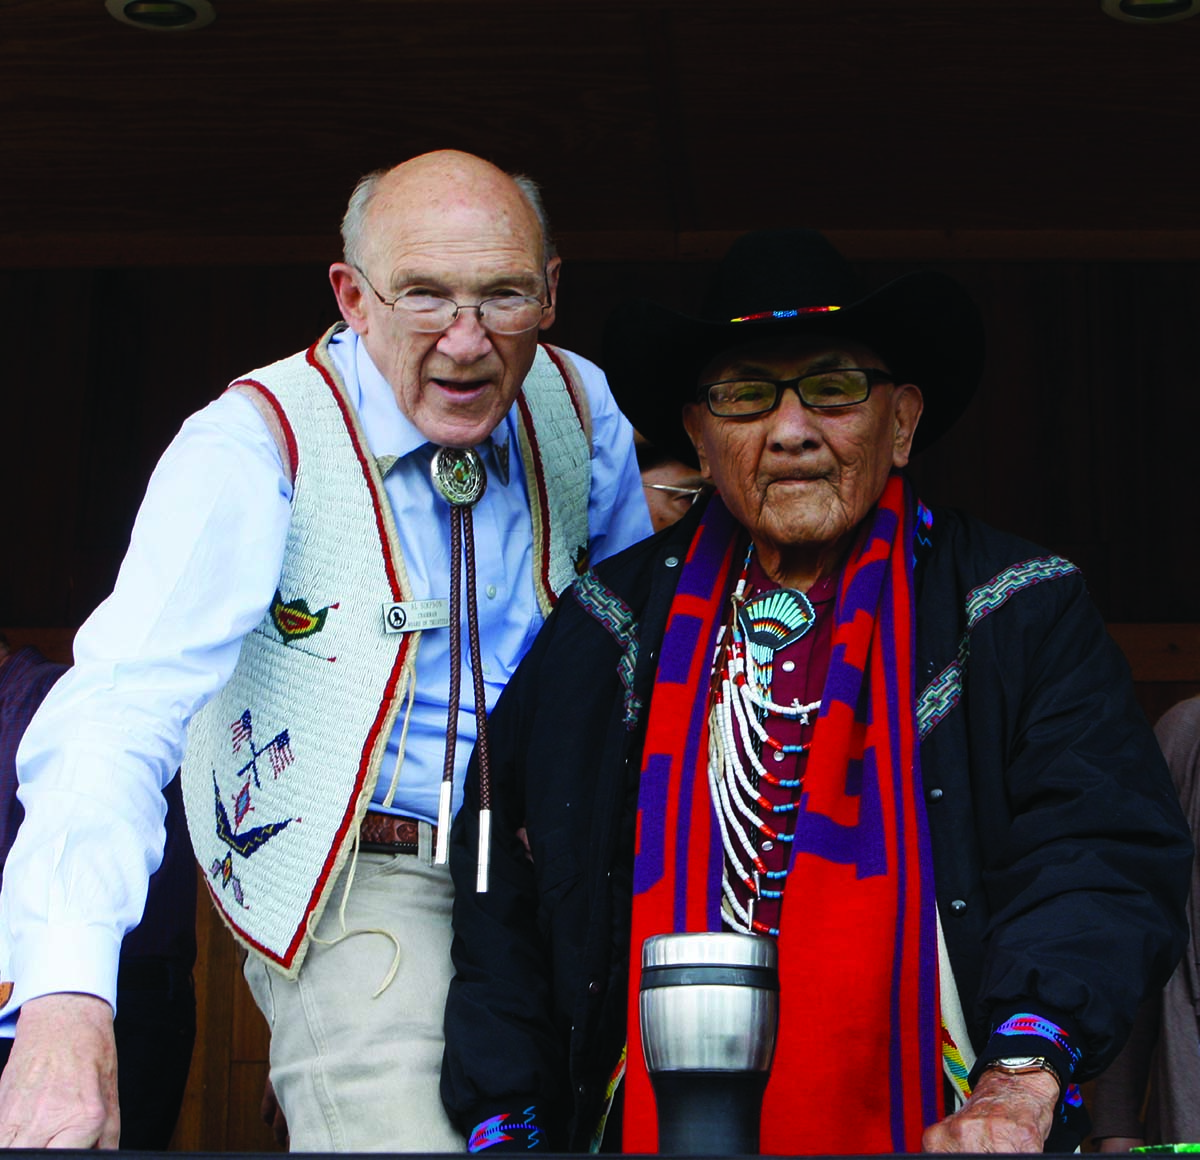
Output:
[602, 229, 985, 467]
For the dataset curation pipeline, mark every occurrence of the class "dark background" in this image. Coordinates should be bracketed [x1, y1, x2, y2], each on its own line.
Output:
[3, 0, 1198, 629]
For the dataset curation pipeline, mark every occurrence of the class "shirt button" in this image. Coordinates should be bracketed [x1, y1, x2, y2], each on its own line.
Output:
[950, 899, 967, 913]
[588, 980, 601, 995]
[928, 787, 944, 801]
[486, 584, 497, 599]
[773, 750, 786, 763]
[664, 556, 680, 569]
[781, 660, 796, 672]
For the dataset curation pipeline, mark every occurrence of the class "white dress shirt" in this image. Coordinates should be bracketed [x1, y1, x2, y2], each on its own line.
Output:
[0, 328, 650, 1026]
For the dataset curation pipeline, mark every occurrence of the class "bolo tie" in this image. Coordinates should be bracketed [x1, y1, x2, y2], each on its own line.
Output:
[430, 446, 492, 892]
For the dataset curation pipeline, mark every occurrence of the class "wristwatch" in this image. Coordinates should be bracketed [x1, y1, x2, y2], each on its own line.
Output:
[982, 1055, 1064, 1095]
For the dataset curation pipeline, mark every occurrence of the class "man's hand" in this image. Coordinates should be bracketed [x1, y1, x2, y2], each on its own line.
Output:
[923, 1067, 1059, 1153]
[0, 993, 120, 1148]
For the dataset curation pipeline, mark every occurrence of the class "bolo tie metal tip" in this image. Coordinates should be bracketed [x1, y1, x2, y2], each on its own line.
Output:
[476, 810, 491, 893]
[434, 781, 453, 865]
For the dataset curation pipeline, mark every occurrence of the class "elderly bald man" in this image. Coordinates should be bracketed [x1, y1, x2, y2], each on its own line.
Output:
[442, 230, 1191, 1154]
[0, 150, 650, 1151]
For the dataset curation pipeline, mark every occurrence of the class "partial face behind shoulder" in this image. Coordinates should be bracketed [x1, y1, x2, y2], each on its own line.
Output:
[682, 337, 923, 578]
[640, 458, 709, 533]
[330, 152, 559, 448]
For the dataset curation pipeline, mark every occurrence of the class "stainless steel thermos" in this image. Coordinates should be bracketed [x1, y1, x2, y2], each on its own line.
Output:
[638, 932, 779, 1154]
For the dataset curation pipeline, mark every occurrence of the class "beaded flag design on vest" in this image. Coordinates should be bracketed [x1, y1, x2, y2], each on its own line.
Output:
[208, 708, 298, 907]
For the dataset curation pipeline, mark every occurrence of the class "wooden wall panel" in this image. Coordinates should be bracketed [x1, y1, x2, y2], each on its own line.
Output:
[9, 229, 1200, 271]
[1108, 624, 1200, 727]
[168, 873, 282, 1153]
[666, 6, 1200, 233]
[3, 1, 1199, 252]
[0, 265, 335, 625]
[0, 272, 93, 624]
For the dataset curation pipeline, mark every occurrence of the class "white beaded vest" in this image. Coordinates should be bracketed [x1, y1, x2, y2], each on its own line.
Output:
[180, 327, 592, 975]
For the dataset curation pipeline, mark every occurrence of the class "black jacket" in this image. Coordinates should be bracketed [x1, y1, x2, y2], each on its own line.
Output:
[443, 500, 1191, 1152]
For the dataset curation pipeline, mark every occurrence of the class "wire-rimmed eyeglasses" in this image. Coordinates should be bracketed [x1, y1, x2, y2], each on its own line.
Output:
[643, 482, 708, 503]
[700, 368, 895, 418]
[354, 265, 552, 335]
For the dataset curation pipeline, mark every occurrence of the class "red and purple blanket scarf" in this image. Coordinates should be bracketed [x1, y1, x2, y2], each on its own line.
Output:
[623, 473, 942, 1154]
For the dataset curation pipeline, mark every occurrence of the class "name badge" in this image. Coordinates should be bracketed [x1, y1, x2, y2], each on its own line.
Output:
[382, 599, 451, 634]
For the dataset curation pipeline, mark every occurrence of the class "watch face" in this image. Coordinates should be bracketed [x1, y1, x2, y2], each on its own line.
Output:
[985, 1056, 1063, 1092]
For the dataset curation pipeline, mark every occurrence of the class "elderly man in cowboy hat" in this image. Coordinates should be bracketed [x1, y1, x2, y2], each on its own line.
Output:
[440, 230, 1191, 1154]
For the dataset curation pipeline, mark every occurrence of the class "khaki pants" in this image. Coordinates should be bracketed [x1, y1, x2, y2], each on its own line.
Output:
[244, 826, 463, 1152]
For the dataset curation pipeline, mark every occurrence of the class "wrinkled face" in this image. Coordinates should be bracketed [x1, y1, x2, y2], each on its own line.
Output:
[682, 338, 923, 571]
[331, 157, 559, 448]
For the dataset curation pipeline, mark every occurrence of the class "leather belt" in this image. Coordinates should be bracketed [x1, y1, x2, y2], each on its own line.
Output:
[360, 811, 431, 856]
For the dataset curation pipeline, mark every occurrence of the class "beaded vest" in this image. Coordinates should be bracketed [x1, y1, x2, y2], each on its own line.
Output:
[181, 328, 592, 975]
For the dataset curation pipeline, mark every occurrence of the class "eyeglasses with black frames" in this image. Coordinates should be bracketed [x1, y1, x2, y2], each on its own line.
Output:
[354, 266, 552, 336]
[699, 368, 896, 418]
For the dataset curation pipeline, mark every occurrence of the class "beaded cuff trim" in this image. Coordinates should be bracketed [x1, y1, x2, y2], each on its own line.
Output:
[993, 1013, 1082, 1074]
[468, 1108, 541, 1153]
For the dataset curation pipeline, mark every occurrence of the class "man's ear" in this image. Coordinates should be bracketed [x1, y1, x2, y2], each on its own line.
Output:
[538, 256, 562, 332]
[329, 263, 370, 336]
[891, 383, 924, 468]
[682, 403, 713, 480]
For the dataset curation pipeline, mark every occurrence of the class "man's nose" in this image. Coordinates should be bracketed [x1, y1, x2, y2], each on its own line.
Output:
[437, 307, 493, 361]
[768, 385, 822, 446]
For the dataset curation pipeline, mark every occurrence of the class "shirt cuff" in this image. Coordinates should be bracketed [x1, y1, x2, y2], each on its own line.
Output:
[1, 920, 121, 1019]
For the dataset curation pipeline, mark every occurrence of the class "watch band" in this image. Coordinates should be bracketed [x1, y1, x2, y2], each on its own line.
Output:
[981, 1055, 1064, 1096]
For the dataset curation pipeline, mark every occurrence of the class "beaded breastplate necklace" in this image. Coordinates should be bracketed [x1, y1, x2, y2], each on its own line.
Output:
[709, 545, 820, 936]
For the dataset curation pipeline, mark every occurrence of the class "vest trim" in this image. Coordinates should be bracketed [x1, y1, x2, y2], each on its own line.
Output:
[517, 343, 593, 616]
